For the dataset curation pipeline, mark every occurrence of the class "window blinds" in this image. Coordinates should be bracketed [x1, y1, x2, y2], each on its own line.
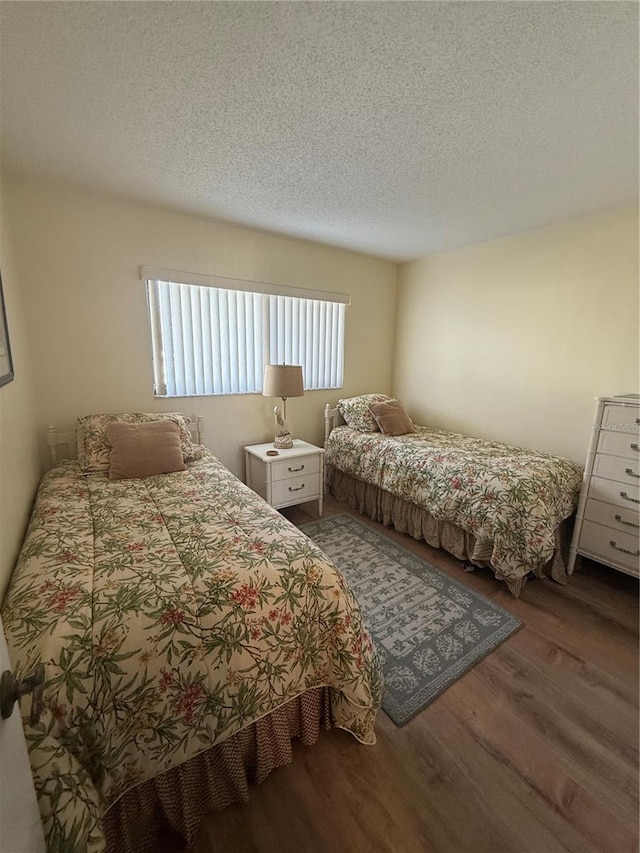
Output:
[146, 277, 346, 398]
[268, 295, 345, 391]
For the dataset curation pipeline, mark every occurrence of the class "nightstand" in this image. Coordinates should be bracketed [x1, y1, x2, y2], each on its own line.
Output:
[244, 440, 324, 515]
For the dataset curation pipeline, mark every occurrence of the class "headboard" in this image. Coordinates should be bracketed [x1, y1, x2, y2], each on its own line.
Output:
[47, 415, 204, 467]
[323, 403, 345, 445]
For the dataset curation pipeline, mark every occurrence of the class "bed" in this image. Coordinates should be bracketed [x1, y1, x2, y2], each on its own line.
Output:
[324, 396, 583, 597]
[1, 412, 381, 852]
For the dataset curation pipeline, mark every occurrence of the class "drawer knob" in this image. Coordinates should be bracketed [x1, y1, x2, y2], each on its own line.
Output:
[615, 514, 640, 530]
[288, 483, 305, 492]
[631, 443, 639, 452]
[625, 467, 640, 479]
[619, 491, 640, 505]
[288, 465, 305, 473]
[609, 540, 640, 558]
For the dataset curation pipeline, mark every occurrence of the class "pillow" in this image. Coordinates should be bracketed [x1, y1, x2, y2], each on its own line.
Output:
[369, 399, 415, 436]
[106, 420, 187, 480]
[337, 394, 392, 432]
[77, 411, 202, 473]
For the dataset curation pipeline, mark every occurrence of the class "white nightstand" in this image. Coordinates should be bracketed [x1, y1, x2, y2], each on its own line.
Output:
[244, 440, 324, 515]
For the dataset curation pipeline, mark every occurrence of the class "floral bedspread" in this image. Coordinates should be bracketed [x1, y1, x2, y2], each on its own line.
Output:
[2, 452, 381, 852]
[325, 425, 582, 583]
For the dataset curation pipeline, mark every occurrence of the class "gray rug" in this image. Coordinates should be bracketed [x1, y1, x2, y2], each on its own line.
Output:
[300, 514, 522, 726]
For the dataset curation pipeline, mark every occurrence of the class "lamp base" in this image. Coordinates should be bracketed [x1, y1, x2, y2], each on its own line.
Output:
[274, 434, 294, 450]
[273, 403, 294, 449]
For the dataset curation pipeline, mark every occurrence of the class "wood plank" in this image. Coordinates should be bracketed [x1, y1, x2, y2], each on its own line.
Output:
[188, 495, 638, 853]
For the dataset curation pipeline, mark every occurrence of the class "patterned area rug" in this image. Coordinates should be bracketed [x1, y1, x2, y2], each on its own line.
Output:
[300, 514, 522, 726]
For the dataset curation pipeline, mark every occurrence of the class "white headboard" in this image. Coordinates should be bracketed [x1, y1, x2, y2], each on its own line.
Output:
[323, 403, 345, 445]
[47, 415, 204, 467]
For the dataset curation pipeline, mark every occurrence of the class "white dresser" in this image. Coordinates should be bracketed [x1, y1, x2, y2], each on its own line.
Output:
[568, 395, 640, 578]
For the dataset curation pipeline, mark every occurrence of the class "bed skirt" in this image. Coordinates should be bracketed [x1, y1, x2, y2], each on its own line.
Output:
[326, 465, 572, 597]
[103, 687, 331, 852]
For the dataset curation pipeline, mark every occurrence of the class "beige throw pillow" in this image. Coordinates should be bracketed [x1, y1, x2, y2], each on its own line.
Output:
[106, 420, 187, 480]
[369, 399, 415, 436]
[337, 393, 392, 432]
[78, 411, 202, 472]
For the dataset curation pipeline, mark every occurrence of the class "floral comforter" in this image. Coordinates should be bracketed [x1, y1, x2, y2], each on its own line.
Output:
[325, 425, 582, 584]
[2, 452, 381, 852]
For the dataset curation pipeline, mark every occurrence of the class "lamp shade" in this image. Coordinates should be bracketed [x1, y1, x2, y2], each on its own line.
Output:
[263, 364, 304, 398]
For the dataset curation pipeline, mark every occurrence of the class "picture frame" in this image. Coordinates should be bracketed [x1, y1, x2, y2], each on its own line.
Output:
[0, 271, 14, 388]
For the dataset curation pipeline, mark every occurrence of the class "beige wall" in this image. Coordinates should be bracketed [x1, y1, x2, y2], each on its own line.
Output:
[3, 176, 636, 598]
[394, 208, 639, 464]
[0, 178, 40, 602]
[4, 177, 397, 477]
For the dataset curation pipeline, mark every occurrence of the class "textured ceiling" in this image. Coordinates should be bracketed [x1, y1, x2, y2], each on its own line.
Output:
[0, 2, 637, 261]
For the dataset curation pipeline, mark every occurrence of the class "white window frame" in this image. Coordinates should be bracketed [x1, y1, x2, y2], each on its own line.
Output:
[141, 267, 349, 399]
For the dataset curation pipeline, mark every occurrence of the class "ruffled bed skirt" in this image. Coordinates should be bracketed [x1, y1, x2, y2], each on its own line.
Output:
[326, 465, 572, 597]
[103, 687, 331, 852]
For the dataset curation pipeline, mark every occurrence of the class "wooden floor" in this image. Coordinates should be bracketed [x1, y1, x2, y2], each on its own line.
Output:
[191, 495, 639, 853]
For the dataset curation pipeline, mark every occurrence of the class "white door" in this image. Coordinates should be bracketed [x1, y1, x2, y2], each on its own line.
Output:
[0, 613, 46, 852]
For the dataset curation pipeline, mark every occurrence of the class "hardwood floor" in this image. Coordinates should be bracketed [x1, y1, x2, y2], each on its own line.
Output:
[191, 496, 639, 853]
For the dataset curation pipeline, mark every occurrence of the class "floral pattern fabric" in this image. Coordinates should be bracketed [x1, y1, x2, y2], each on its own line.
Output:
[337, 394, 391, 432]
[2, 452, 381, 852]
[325, 425, 582, 584]
[76, 411, 204, 472]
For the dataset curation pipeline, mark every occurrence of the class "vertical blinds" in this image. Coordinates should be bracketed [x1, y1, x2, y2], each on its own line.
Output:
[146, 279, 346, 397]
[268, 295, 345, 391]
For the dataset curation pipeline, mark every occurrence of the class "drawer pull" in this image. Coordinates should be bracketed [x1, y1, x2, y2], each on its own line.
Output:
[620, 491, 640, 505]
[609, 540, 640, 558]
[615, 514, 640, 530]
[625, 467, 640, 479]
[288, 465, 305, 473]
[636, 418, 640, 425]
[288, 483, 305, 492]
[631, 443, 639, 452]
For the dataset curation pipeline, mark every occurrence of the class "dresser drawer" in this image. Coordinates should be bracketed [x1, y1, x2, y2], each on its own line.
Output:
[601, 404, 640, 436]
[579, 520, 640, 576]
[592, 453, 640, 484]
[270, 454, 320, 481]
[588, 476, 639, 510]
[584, 498, 640, 535]
[272, 472, 321, 506]
[597, 430, 640, 460]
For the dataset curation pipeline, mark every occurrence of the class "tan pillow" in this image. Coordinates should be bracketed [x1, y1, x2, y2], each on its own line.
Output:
[78, 411, 203, 472]
[337, 394, 392, 432]
[369, 399, 415, 436]
[106, 420, 187, 480]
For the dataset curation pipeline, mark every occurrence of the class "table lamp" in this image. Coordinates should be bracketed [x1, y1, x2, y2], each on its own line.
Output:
[263, 364, 304, 449]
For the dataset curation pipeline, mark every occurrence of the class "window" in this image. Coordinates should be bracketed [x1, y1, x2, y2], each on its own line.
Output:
[142, 267, 348, 398]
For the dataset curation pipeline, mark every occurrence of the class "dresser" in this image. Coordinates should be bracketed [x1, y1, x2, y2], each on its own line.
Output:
[568, 395, 640, 578]
[244, 440, 324, 515]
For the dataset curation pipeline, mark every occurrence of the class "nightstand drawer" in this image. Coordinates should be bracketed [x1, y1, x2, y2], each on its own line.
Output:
[272, 472, 321, 505]
[579, 520, 640, 576]
[592, 453, 640, 483]
[270, 454, 320, 481]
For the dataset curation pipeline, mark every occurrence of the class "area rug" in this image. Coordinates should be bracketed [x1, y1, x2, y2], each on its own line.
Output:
[300, 514, 522, 726]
